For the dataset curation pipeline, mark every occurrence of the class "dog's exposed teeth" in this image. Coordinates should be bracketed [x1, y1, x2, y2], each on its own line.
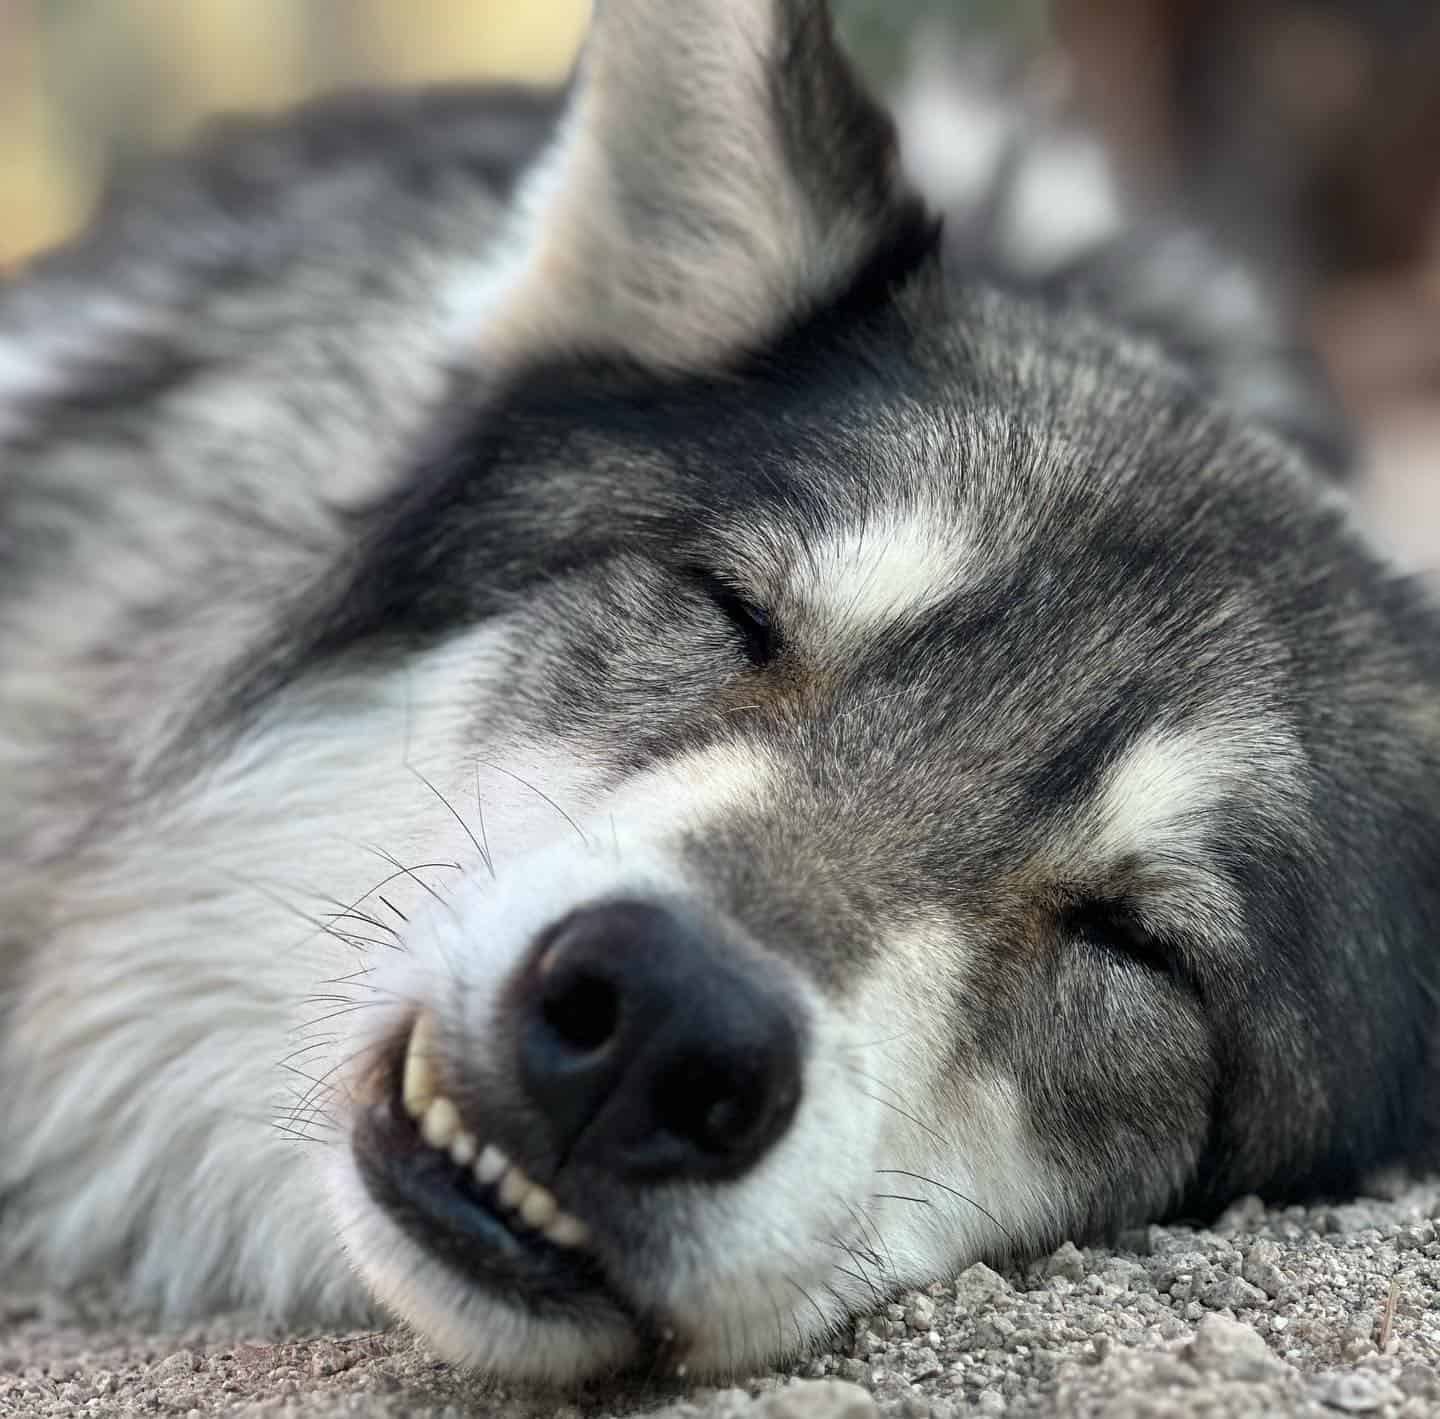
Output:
[498, 1165, 529, 1210]
[495, 1161, 562, 1231]
[396, 1015, 590, 1249]
[488, 1160, 589, 1246]
[420, 1096, 460, 1150]
[475, 1143, 509, 1185]
[401, 1010, 439, 1119]
[542, 1212, 591, 1248]
[520, 1184, 559, 1229]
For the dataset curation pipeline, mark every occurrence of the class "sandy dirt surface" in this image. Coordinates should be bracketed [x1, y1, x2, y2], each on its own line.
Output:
[5, 1180, 1440, 1418]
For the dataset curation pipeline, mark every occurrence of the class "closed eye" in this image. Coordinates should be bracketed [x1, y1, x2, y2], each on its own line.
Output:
[1065, 897, 1192, 990]
[689, 569, 779, 668]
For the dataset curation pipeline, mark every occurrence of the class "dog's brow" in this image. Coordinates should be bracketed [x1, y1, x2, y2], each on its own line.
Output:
[792, 509, 959, 634]
[1089, 720, 1304, 863]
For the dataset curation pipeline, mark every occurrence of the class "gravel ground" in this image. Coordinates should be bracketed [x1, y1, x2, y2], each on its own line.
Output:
[5, 1178, 1440, 1419]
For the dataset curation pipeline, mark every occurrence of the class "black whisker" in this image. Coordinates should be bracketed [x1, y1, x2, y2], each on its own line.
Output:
[353, 864, 460, 906]
[851, 1088, 948, 1148]
[780, 1276, 821, 1353]
[852, 1199, 900, 1282]
[271, 1122, 334, 1146]
[362, 846, 460, 911]
[821, 1238, 885, 1305]
[321, 908, 399, 940]
[322, 929, 399, 951]
[474, 765, 496, 881]
[476, 758, 589, 847]
[282, 1043, 374, 1135]
[296, 1000, 392, 1029]
[276, 1038, 338, 1070]
[317, 968, 377, 987]
[222, 870, 393, 955]
[875, 1168, 1020, 1249]
[838, 1060, 913, 1106]
[408, 763, 492, 877]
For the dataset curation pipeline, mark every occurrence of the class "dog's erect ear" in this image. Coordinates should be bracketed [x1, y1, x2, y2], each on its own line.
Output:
[483, 0, 927, 371]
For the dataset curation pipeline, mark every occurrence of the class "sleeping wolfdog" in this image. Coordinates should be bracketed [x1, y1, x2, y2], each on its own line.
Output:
[2, 0, 1437, 1385]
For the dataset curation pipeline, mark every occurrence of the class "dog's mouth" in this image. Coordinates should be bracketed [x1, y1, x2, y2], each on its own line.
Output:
[353, 1011, 610, 1312]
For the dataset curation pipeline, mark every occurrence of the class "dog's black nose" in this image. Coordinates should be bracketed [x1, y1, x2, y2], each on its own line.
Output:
[515, 900, 803, 1182]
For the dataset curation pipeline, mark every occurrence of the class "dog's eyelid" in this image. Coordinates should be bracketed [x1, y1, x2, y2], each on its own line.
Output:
[679, 561, 761, 602]
[681, 565, 781, 667]
[1064, 895, 1189, 983]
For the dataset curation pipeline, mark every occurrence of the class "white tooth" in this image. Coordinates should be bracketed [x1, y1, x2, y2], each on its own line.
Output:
[402, 1011, 438, 1119]
[449, 1131, 478, 1167]
[543, 1212, 591, 1249]
[498, 1166, 530, 1210]
[519, 1185, 559, 1229]
[421, 1097, 460, 1150]
[474, 1144, 508, 1186]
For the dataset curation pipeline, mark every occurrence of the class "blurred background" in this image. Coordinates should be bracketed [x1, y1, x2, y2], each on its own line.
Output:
[2, 0, 1438, 556]
[1, 0, 591, 266]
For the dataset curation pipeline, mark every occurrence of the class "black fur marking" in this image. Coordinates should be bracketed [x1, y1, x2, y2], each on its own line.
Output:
[1022, 693, 1155, 813]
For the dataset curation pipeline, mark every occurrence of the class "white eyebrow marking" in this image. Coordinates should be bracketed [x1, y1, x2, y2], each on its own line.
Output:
[1091, 719, 1305, 862]
[797, 509, 960, 636]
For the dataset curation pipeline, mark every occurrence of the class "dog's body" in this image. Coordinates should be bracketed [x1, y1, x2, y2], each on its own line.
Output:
[3, 0, 1439, 1385]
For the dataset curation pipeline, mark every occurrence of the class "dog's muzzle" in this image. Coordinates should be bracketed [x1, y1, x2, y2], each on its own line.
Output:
[353, 899, 805, 1305]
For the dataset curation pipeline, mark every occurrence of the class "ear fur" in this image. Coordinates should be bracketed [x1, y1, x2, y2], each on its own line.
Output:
[484, 0, 927, 371]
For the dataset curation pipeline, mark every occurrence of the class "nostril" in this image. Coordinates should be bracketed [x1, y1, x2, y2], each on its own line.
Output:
[539, 968, 620, 1057]
[701, 1089, 766, 1153]
[653, 1047, 798, 1160]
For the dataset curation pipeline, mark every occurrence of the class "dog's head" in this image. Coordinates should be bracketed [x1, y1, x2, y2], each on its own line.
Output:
[290, 0, 1440, 1383]
[9, 0, 1435, 1390]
